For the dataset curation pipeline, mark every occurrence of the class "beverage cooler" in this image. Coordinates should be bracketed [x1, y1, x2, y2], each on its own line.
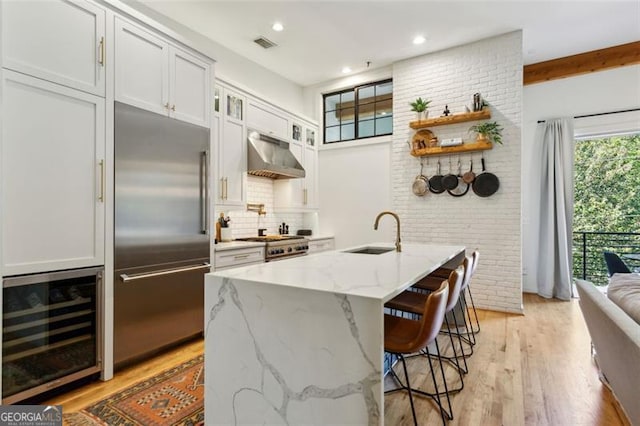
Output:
[2, 267, 102, 403]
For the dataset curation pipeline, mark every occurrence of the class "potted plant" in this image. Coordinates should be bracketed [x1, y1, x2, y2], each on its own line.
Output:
[469, 121, 503, 144]
[410, 97, 431, 121]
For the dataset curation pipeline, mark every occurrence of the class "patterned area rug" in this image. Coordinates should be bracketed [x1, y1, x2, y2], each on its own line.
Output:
[63, 355, 204, 426]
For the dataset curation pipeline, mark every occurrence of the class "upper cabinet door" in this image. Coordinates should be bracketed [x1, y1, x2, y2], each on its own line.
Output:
[1, 70, 105, 276]
[169, 47, 210, 127]
[0, 0, 106, 97]
[114, 18, 168, 116]
[246, 100, 289, 140]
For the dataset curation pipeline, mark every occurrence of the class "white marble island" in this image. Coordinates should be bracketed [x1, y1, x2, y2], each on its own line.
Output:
[204, 242, 465, 425]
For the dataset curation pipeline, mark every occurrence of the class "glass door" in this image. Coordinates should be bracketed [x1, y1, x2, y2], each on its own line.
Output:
[2, 267, 102, 403]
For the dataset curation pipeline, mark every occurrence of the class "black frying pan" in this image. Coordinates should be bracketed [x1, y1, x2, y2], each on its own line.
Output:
[442, 157, 459, 191]
[447, 160, 470, 197]
[472, 157, 500, 197]
[429, 160, 445, 194]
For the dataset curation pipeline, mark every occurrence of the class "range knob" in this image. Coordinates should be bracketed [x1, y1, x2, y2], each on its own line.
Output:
[287, 247, 293, 253]
[278, 249, 285, 254]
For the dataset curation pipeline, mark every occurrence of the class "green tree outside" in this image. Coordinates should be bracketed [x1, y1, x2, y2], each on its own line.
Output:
[573, 133, 640, 284]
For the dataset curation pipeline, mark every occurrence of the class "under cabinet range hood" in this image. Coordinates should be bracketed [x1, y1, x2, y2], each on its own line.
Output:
[247, 129, 305, 179]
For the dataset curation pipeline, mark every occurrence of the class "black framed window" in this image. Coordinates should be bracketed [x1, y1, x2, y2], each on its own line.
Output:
[323, 79, 392, 144]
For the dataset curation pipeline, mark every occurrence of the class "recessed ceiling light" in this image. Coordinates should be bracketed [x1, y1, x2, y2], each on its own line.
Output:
[342, 67, 352, 74]
[413, 35, 426, 45]
[272, 22, 284, 32]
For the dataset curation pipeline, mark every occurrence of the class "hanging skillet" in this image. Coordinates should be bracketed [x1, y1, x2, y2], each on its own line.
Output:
[442, 156, 459, 191]
[412, 159, 429, 197]
[429, 160, 445, 194]
[463, 157, 476, 184]
[447, 158, 470, 197]
[472, 153, 500, 197]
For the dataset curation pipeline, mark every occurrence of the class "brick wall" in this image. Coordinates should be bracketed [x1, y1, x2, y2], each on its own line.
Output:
[220, 176, 304, 239]
[392, 32, 523, 313]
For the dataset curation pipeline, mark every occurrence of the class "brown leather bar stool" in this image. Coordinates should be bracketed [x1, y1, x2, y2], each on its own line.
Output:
[387, 265, 468, 384]
[430, 251, 480, 339]
[384, 280, 450, 426]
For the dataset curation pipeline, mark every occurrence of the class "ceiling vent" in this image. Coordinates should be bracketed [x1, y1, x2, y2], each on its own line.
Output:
[254, 36, 277, 49]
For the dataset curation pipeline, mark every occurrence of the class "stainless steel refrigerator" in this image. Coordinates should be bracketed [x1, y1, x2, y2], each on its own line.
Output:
[114, 102, 210, 368]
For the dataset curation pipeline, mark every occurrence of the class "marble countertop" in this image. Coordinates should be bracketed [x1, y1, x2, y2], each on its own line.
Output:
[210, 242, 464, 302]
[213, 241, 265, 252]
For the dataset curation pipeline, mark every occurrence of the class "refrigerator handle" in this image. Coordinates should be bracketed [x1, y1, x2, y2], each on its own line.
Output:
[120, 263, 211, 282]
[201, 151, 209, 234]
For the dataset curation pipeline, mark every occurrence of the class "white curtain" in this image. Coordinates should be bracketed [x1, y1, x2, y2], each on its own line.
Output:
[531, 118, 575, 300]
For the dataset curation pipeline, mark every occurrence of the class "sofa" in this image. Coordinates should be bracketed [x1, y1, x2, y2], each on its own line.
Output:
[575, 276, 640, 425]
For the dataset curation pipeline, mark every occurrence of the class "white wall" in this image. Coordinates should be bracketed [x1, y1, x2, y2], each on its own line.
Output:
[392, 32, 523, 314]
[304, 67, 394, 248]
[317, 141, 393, 249]
[522, 65, 640, 293]
[116, 0, 305, 113]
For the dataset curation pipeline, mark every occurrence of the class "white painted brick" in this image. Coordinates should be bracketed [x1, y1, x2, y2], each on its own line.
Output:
[392, 32, 523, 313]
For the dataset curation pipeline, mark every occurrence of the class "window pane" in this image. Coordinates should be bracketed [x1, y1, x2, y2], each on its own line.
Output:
[325, 111, 340, 127]
[358, 105, 375, 121]
[340, 107, 355, 124]
[340, 91, 354, 104]
[325, 94, 340, 111]
[359, 119, 374, 138]
[376, 81, 392, 99]
[325, 126, 340, 143]
[376, 99, 392, 117]
[323, 79, 392, 144]
[341, 123, 355, 140]
[375, 116, 392, 135]
[358, 86, 375, 104]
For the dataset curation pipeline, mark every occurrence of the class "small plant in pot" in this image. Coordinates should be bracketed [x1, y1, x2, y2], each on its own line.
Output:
[469, 121, 503, 144]
[410, 97, 431, 121]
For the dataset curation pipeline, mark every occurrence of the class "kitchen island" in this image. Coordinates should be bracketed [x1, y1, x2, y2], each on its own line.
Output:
[204, 242, 465, 425]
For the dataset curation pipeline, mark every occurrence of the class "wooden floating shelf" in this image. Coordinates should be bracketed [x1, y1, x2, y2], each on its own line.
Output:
[410, 140, 494, 157]
[409, 108, 491, 129]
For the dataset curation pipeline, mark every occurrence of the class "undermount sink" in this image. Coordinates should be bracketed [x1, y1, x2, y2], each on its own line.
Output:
[344, 246, 395, 255]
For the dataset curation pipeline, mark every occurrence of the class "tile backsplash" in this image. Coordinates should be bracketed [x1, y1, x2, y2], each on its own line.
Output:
[217, 175, 305, 239]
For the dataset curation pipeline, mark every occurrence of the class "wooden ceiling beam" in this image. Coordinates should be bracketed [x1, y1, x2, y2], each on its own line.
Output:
[523, 41, 640, 85]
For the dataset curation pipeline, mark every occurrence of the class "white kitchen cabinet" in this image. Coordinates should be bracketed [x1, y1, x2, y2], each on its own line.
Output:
[308, 237, 335, 254]
[0, 0, 106, 97]
[1, 70, 105, 276]
[115, 18, 210, 127]
[274, 125, 319, 210]
[214, 245, 264, 270]
[247, 99, 289, 140]
[216, 86, 246, 207]
[304, 144, 318, 208]
[169, 47, 210, 126]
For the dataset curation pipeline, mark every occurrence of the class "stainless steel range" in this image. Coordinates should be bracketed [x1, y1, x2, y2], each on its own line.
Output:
[235, 236, 309, 261]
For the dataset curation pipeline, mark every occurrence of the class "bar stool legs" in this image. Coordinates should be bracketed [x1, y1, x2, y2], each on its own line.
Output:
[386, 344, 452, 425]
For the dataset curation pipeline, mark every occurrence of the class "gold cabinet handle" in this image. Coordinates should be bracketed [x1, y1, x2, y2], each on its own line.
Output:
[220, 178, 225, 200]
[98, 159, 105, 202]
[98, 37, 105, 66]
[224, 177, 228, 200]
[303, 188, 308, 205]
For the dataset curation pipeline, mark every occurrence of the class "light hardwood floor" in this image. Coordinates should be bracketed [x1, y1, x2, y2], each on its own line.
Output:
[47, 294, 626, 425]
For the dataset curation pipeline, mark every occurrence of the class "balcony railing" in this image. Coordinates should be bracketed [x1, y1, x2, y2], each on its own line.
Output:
[573, 231, 640, 285]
